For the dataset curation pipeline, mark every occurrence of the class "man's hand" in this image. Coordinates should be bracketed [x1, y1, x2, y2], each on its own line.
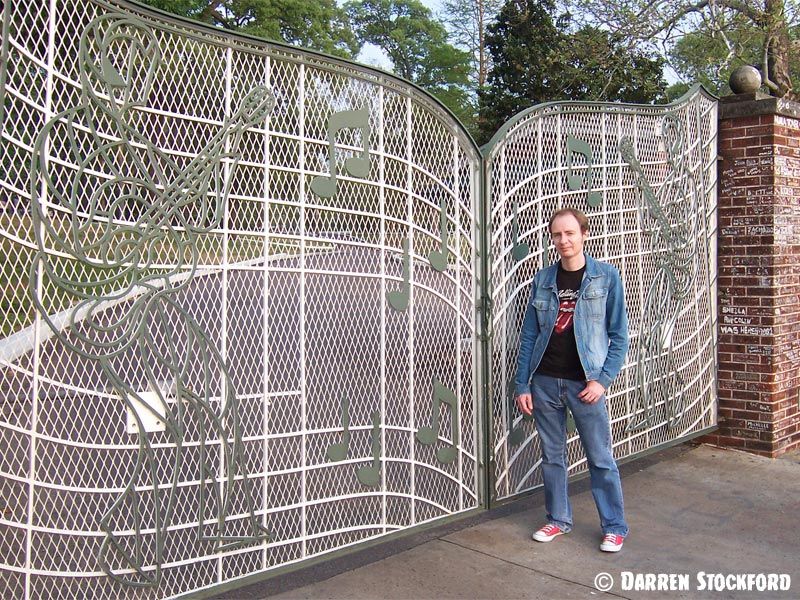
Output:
[578, 380, 605, 404]
[516, 392, 533, 416]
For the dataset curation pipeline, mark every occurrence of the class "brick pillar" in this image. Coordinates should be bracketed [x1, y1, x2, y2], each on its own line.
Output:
[704, 93, 800, 457]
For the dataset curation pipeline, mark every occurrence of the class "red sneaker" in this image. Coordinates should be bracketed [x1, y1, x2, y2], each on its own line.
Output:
[600, 533, 624, 552]
[532, 523, 566, 542]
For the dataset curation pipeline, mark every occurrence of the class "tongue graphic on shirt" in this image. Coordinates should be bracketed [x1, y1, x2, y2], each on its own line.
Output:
[554, 300, 576, 333]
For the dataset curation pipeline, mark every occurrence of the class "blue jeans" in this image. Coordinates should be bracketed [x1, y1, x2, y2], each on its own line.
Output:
[532, 374, 628, 536]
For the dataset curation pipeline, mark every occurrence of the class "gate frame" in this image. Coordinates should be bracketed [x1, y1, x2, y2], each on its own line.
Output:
[480, 86, 719, 505]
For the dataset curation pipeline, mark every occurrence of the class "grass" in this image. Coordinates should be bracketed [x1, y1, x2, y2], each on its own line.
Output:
[0, 213, 312, 339]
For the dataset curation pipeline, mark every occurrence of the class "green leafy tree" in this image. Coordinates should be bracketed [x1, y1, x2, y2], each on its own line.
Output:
[478, 0, 564, 141]
[142, 0, 359, 58]
[144, 0, 210, 19]
[440, 0, 504, 90]
[562, 0, 800, 98]
[559, 27, 667, 102]
[668, 20, 800, 96]
[345, 0, 477, 135]
[479, 0, 667, 143]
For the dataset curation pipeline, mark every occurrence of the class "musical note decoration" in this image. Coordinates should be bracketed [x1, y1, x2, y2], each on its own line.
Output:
[542, 227, 551, 263]
[326, 395, 351, 462]
[357, 411, 382, 487]
[566, 135, 602, 207]
[427, 195, 450, 272]
[325, 398, 381, 487]
[387, 238, 410, 311]
[311, 107, 371, 198]
[416, 379, 459, 464]
[511, 197, 529, 262]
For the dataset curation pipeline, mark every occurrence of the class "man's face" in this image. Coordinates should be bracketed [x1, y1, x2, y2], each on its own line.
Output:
[550, 214, 587, 261]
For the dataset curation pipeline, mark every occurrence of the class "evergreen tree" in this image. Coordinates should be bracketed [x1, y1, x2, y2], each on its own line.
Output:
[478, 0, 666, 143]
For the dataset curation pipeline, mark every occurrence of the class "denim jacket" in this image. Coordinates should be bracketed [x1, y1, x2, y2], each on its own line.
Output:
[514, 254, 629, 396]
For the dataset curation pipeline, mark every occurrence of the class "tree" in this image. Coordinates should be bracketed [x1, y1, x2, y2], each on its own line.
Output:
[560, 27, 668, 101]
[142, 0, 359, 58]
[562, 0, 800, 98]
[345, 0, 477, 134]
[478, 0, 563, 140]
[478, 0, 667, 142]
[440, 0, 504, 90]
[668, 19, 800, 96]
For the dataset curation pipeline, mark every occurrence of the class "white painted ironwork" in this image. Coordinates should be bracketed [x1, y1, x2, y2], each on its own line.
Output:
[0, 0, 482, 597]
[486, 91, 719, 501]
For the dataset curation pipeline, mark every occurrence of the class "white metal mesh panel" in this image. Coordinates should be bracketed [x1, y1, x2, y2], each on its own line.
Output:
[0, 0, 482, 597]
[486, 93, 719, 501]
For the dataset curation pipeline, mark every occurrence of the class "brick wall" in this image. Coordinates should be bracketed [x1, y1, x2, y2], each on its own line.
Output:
[703, 96, 800, 457]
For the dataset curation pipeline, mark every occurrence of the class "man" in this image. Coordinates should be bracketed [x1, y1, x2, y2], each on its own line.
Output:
[515, 207, 629, 552]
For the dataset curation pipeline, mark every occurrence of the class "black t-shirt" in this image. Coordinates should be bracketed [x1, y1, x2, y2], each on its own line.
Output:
[535, 263, 586, 381]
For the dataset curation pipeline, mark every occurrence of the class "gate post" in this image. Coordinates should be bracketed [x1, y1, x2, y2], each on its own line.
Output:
[704, 69, 800, 456]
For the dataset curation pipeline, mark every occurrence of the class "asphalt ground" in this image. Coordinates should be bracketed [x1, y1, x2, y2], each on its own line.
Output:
[214, 442, 800, 600]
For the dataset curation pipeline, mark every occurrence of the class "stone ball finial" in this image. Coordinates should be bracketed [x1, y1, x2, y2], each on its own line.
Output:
[729, 65, 762, 94]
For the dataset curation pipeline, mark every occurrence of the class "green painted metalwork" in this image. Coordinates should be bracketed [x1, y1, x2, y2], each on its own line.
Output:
[2, 1, 483, 596]
[566, 135, 601, 207]
[511, 198, 529, 262]
[323, 399, 395, 488]
[619, 113, 703, 431]
[387, 238, 411, 311]
[428, 196, 451, 272]
[28, 14, 273, 586]
[416, 380, 460, 464]
[326, 395, 351, 462]
[356, 411, 382, 487]
[310, 107, 371, 198]
[482, 85, 714, 155]
[326, 381, 459, 487]
[508, 410, 533, 446]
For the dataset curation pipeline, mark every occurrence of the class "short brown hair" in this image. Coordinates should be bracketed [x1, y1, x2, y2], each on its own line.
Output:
[548, 208, 589, 233]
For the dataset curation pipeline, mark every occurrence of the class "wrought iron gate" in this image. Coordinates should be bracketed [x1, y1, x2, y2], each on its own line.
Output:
[485, 93, 719, 501]
[1, 1, 482, 597]
[1, 0, 717, 598]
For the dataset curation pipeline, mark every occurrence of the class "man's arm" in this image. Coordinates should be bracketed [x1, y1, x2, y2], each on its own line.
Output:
[596, 266, 629, 390]
[514, 277, 541, 397]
